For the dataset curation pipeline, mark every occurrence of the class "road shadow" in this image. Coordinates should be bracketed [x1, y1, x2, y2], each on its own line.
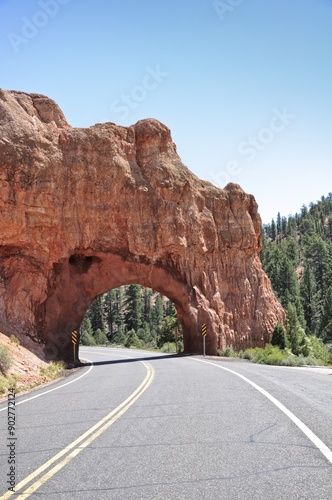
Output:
[78, 352, 193, 367]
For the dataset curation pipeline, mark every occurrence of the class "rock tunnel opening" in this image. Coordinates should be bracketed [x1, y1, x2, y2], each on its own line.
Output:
[80, 285, 183, 353]
[42, 251, 203, 364]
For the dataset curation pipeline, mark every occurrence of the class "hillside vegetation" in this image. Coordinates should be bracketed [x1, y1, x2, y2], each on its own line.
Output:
[261, 193, 332, 344]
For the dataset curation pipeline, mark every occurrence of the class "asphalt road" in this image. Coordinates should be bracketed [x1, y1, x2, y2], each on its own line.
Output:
[1, 347, 332, 499]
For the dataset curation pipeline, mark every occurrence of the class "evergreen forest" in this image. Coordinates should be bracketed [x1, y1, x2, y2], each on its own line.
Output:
[262, 193, 332, 344]
[81, 285, 182, 351]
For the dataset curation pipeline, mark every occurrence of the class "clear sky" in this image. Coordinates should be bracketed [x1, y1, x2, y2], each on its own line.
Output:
[1, 0, 331, 223]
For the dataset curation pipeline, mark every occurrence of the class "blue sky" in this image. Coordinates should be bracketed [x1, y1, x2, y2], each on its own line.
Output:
[1, 0, 331, 222]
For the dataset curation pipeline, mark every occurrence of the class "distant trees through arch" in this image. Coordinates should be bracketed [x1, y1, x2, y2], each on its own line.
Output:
[81, 285, 183, 352]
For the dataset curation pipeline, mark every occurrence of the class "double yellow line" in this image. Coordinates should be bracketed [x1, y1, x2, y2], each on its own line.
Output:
[1, 361, 154, 499]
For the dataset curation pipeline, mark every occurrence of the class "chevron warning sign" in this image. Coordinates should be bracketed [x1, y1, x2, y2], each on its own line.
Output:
[72, 330, 78, 345]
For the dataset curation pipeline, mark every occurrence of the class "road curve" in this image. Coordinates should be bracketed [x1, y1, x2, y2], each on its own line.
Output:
[0, 347, 331, 499]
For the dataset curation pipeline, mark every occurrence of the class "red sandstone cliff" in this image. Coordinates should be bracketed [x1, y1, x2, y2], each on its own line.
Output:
[0, 90, 284, 361]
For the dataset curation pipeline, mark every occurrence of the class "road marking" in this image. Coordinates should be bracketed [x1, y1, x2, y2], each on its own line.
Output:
[0, 347, 161, 412]
[192, 357, 332, 465]
[0, 360, 154, 499]
[0, 362, 94, 413]
[0, 345, 160, 412]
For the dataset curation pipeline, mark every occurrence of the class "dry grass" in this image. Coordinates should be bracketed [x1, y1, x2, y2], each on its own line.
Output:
[0, 331, 66, 397]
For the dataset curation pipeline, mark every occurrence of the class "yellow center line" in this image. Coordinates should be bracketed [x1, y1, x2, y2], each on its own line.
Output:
[1, 361, 154, 499]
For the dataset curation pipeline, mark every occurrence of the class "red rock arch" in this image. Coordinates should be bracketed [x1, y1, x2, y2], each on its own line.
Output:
[0, 90, 284, 362]
[42, 252, 199, 361]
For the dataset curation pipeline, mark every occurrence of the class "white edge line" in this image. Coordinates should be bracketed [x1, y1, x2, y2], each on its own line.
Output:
[0, 359, 94, 412]
[0, 347, 148, 412]
[191, 357, 332, 465]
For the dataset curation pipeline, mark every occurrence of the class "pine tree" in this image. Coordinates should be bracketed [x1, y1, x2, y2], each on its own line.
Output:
[94, 328, 108, 345]
[271, 323, 288, 350]
[151, 294, 165, 332]
[104, 288, 125, 340]
[125, 329, 142, 349]
[326, 215, 332, 240]
[112, 326, 127, 345]
[279, 256, 299, 304]
[286, 303, 305, 355]
[301, 205, 308, 217]
[271, 219, 276, 241]
[286, 216, 297, 237]
[305, 236, 331, 296]
[142, 288, 153, 325]
[89, 296, 105, 333]
[281, 216, 287, 237]
[80, 317, 96, 346]
[286, 237, 299, 265]
[157, 304, 180, 348]
[104, 289, 116, 338]
[300, 264, 320, 334]
[267, 250, 305, 326]
[124, 285, 143, 332]
[137, 322, 154, 345]
[276, 212, 282, 236]
[320, 286, 332, 341]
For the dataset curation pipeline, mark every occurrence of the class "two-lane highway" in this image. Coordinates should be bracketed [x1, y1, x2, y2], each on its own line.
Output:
[1, 347, 332, 499]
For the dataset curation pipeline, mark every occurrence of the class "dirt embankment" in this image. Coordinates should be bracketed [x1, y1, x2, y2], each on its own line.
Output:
[0, 331, 49, 390]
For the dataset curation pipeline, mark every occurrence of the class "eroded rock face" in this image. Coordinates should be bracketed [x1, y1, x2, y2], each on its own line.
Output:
[0, 90, 284, 362]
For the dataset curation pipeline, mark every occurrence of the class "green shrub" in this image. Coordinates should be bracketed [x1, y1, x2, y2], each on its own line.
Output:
[240, 339, 332, 367]
[241, 344, 295, 366]
[125, 330, 142, 349]
[298, 336, 310, 357]
[306, 336, 332, 366]
[217, 346, 238, 357]
[264, 351, 288, 365]
[271, 323, 288, 350]
[94, 329, 108, 345]
[321, 320, 332, 343]
[161, 342, 177, 353]
[0, 375, 7, 394]
[176, 340, 184, 353]
[111, 328, 127, 346]
[280, 356, 299, 367]
[0, 374, 18, 395]
[40, 361, 66, 380]
[0, 346, 12, 375]
[80, 331, 97, 346]
[240, 348, 257, 361]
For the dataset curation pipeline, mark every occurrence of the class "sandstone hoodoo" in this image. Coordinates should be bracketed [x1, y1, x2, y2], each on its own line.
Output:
[0, 90, 284, 362]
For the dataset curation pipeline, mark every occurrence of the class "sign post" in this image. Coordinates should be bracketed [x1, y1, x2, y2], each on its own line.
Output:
[174, 327, 178, 354]
[202, 323, 207, 356]
[72, 330, 78, 365]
